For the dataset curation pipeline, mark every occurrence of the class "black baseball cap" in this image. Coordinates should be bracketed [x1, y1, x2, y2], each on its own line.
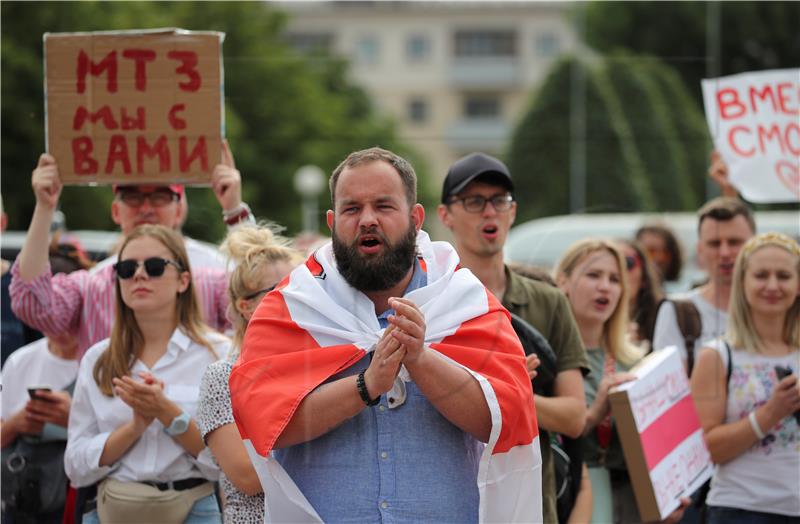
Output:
[441, 152, 513, 203]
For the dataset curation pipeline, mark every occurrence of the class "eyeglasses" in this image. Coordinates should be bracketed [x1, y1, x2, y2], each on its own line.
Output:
[448, 194, 514, 213]
[117, 190, 178, 208]
[243, 284, 277, 301]
[114, 257, 184, 279]
[625, 255, 641, 271]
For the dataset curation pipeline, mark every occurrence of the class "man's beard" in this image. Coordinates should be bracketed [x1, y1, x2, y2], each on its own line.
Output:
[332, 222, 418, 292]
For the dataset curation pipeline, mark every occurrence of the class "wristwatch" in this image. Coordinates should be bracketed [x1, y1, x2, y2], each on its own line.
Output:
[164, 411, 191, 437]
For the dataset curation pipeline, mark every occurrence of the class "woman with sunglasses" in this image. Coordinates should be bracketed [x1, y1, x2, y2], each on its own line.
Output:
[618, 239, 663, 350]
[691, 233, 800, 523]
[196, 223, 303, 523]
[65, 224, 229, 523]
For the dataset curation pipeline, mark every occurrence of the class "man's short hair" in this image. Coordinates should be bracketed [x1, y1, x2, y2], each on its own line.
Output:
[329, 147, 417, 207]
[697, 197, 756, 233]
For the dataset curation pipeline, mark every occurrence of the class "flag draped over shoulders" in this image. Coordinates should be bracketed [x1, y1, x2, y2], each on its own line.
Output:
[230, 231, 542, 523]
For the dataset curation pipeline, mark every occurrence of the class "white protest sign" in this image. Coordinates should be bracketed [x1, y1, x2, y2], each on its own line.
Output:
[702, 69, 799, 203]
[610, 347, 713, 521]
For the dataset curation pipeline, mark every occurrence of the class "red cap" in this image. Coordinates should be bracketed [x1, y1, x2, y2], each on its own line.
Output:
[112, 184, 185, 198]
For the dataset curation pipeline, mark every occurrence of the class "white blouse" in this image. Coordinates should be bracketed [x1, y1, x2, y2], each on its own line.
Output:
[65, 328, 230, 487]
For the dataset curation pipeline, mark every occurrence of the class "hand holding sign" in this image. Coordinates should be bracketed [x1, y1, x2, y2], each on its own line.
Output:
[702, 69, 800, 203]
[32, 154, 63, 210]
[212, 139, 243, 213]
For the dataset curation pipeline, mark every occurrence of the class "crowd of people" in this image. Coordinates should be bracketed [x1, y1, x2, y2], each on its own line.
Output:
[0, 144, 798, 524]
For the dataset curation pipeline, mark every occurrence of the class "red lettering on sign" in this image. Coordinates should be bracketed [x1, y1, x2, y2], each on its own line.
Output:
[168, 104, 187, 130]
[787, 123, 800, 156]
[105, 135, 132, 174]
[167, 51, 201, 92]
[72, 106, 119, 131]
[121, 107, 146, 130]
[136, 136, 170, 173]
[179, 136, 208, 172]
[72, 137, 98, 175]
[728, 126, 755, 157]
[776, 82, 799, 115]
[121, 49, 156, 91]
[717, 88, 746, 119]
[76, 50, 118, 94]
[748, 85, 778, 114]
[758, 124, 786, 155]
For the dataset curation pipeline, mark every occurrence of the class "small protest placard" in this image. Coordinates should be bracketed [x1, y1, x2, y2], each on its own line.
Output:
[609, 346, 713, 522]
[44, 28, 224, 185]
[702, 69, 799, 203]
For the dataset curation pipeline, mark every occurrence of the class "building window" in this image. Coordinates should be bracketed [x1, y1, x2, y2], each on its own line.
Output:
[406, 34, 431, 62]
[355, 36, 380, 65]
[284, 32, 334, 54]
[535, 33, 560, 57]
[408, 98, 429, 123]
[463, 95, 500, 119]
[454, 30, 516, 57]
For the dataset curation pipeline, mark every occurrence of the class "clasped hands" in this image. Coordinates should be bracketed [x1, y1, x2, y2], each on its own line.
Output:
[362, 297, 426, 399]
[113, 371, 175, 432]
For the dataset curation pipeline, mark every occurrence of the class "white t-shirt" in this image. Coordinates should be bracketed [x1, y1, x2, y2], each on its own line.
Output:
[704, 339, 800, 517]
[652, 288, 728, 363]
[64, 328, 230, 487]
[1, 338, 79, 421]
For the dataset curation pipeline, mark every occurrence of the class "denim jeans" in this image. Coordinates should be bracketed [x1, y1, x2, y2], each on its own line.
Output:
[707, 506, 800, 524]
[82, 493, 221, 523]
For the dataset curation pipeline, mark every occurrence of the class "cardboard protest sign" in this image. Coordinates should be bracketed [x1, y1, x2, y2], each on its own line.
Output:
[609, 346, 713, 522]
[44, 28, 224, 185]
[702, 69, 800, 203]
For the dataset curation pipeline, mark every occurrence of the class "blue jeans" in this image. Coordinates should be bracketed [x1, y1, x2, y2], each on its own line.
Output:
[82, 493, 220, 523]
[707, 506, 800, 524]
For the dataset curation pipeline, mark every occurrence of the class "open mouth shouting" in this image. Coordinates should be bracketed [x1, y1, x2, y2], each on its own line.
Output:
[481, 224, 499, 241]
[594, 296, 611, 310]
[357, 233, 385, 255]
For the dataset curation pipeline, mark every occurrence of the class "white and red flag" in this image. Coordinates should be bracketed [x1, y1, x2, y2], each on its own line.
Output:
[230, 231, 542, 523]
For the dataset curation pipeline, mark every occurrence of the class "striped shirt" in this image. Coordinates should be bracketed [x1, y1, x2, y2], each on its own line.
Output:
[10, 253, 229, 359]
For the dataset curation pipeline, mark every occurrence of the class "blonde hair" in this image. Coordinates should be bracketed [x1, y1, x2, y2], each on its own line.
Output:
[220, 223, 304, 351]
[726, 232, 800, 353]
[94, 225, 216, 396]
[554, 238, 643, 366]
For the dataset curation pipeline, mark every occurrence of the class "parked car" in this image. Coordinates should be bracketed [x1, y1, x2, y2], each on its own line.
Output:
[504, 211, 800, 294]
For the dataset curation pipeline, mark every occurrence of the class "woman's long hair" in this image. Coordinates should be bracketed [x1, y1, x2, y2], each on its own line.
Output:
[555, 239, 643, 366]
[220, 223, 304, 352]
[619, 239, 664, 347]
[727, 232, 800, 353]
[94, 225, 215, 396]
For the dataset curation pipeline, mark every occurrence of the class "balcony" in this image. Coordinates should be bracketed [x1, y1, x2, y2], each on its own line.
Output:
[446, 118, 510, 152]
[448, 57, 519, 89]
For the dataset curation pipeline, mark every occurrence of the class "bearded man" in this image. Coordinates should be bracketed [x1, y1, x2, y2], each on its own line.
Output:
[230, 147, 542, 523]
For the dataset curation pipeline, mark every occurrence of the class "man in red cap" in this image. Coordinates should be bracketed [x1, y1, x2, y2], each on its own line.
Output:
[10, 142, 252, 357]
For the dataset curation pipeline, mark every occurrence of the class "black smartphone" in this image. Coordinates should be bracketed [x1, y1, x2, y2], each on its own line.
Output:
[775, 365, 794, 381]
[27, 386, 52, 400]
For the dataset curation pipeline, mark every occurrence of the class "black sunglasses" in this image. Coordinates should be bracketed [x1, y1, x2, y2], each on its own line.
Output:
[625, 255, 640, 271]
[114, 257, 184, 279]
[243, 284, 277, 301]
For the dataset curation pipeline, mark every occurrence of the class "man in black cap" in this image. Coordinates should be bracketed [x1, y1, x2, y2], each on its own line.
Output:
[438, 152, 588, 524]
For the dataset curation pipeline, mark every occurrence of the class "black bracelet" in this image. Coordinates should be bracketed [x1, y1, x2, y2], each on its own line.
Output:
[357, 370, 380, 406]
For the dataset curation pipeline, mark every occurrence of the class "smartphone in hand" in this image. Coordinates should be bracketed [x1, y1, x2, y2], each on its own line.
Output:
[774, 366, 800, 424]
[27, 386, 52, 401]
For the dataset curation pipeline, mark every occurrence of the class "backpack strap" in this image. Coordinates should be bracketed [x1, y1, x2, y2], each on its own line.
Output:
[723, 341, 733, 385]
[669, 299, 702, 375]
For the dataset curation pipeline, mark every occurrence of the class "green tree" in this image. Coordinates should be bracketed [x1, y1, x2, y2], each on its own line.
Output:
[507, 54, 709, 223]
[582, 1, 800, 104]
[1, 1, 427, 242]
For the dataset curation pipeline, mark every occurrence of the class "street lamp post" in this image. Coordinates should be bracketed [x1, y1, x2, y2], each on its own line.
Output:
[293, 165, 326, 233]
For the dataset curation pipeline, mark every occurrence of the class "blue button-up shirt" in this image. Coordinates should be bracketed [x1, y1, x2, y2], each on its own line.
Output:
[274, 260, 482, 523]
